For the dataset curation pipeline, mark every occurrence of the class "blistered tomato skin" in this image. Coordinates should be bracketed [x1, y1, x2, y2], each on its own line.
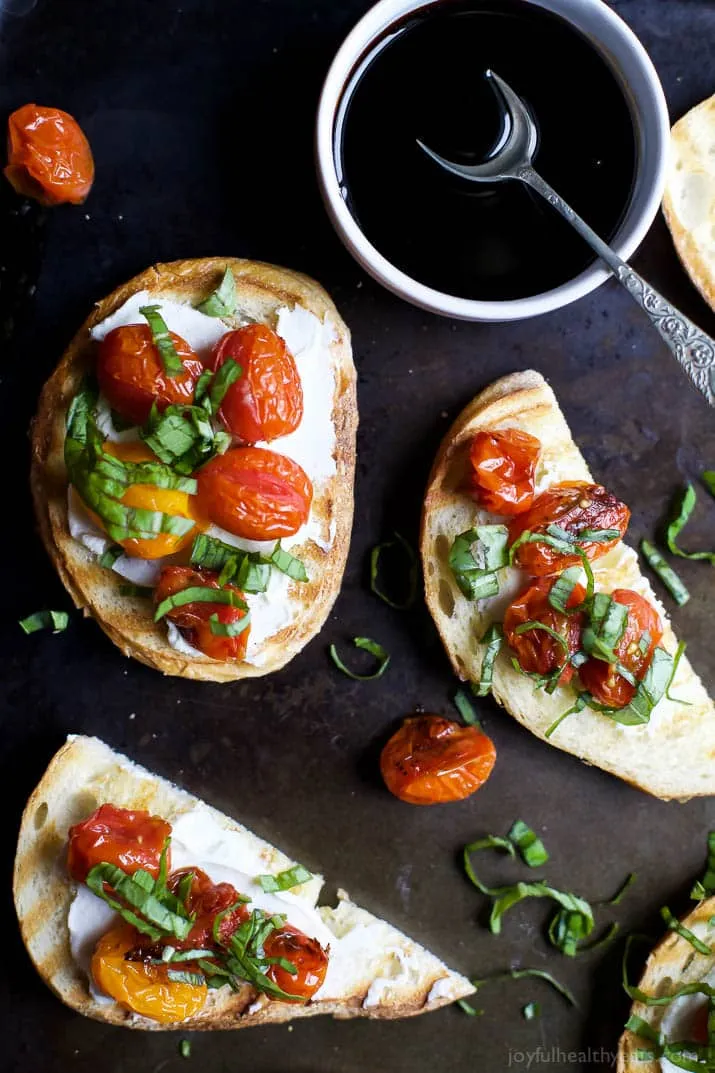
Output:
[380, 715, 496, 805]
[97, 324, 204, 426]
[468, 429, 541, 515]
[167, 867, 248, 949]
[580, 589, 663, 708]
[210, 325, 303, 444]
[154, 566, 250, 661]
[92, 924, 207, 1024]
[504, 578, 585, 685]
[509, 482, 630, 576]
[5, 104, 94, 205]
[67, 804, 171, 883]
[196, 446, 313, 541]
[264, 925, 329, 1002]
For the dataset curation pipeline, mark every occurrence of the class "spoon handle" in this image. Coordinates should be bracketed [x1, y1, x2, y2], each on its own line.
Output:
[518, 164, 715, 407]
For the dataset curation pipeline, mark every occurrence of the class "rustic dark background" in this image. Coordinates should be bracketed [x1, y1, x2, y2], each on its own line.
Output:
[1, 1, 714, 1071]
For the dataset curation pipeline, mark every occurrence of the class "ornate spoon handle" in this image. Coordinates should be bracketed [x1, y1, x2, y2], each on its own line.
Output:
[518, 164, 715, 407]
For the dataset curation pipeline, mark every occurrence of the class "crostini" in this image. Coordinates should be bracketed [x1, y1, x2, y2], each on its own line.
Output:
[31, 258, 357, 680]
[14, 735, 473, 1030]
[420, 370, 715, 800]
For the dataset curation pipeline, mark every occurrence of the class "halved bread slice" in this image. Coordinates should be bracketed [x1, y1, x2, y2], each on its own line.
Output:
[663, 93, 715, 312]
[30, 257, 358, 681]
[618, 896, 715, 1073]
[421, 370, 715, 800]
[13, 735, 473, 1030]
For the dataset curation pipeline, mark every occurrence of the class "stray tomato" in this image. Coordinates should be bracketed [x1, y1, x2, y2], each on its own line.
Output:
[196, 446, 312, 541]
[167, 867, 248, 950]
[504, 578, 585, 685]
[380, 715, 496, 805]
[67, 803, 171, 884]
[468, 429, 541, 515]
[4, 104, 94, 206]
[263, 925, 328, 1002]
[579, 589, 662, 708]
[92, 923, 206, 1024]
[509, 482, 630, 576]
[210, 325, 303, 444]
[97, 324, 204, 426]
[154, 566, 250, 661]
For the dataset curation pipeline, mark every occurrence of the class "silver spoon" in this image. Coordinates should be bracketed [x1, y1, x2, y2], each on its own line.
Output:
[417, 69, 715, 407]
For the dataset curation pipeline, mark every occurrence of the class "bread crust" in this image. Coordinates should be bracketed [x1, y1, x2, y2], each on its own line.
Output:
[420, 371, 715, 800]
[13, 736, 473, 1030]
[30, 257, 358, 680]
[618, 896, 715, 1073]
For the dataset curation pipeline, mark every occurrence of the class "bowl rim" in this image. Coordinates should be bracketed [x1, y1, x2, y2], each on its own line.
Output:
[315, 0, 671, 322]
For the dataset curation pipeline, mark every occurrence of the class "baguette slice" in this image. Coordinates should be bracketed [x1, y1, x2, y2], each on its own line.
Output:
[30, 257, 358, 681]
[421, 370, 715, 800]
[13, 735, 473, 1030]
[663, 93, 715, 312]
[618, 896, 715, 1073]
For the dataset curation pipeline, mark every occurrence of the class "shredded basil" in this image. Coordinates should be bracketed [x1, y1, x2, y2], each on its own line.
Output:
[140, 305, 185, 377]
[522, 1001, 540, 1020]
[155, 586, 248, 622]
[256, 864, 313, 893]
[661, 906, 712, 955]
[206, 358, 241, 414]
[667, 484, 715, 564]
[703, 471, 715, 499]
[99, 544, 123, 570]
[197, 267, 238, 317]
[189, 533, 306, 590]
[547, 567, 583, 614]
[207, 907, 301, 1002]
[510, 531, 595, 603]
[119, 583, 153, 598]
[208, 611, 251, 638]
[85, 859, 193, 942]
[622, 932, 715, 1007]
[641, 539, 691, 606]
[19, 610, 69, 635]
[449, 525, 508, 601]
[473, 623, 504, 697]
[692, 833, 715, 901]
[269, 542, 308, 582]
[179, 1040, 191, 1059]
[545, 692, 588, 739]
[370, 532, 417, 610]
[578, 528, 621, 542]
[470, 968, 577, 1008]
[168, 969, 205, 986]
[608, 872, 637, 906]
[329, 637, 390, 680]
[454, 688, 481, 728]
[458, 999, 483, 1016]
[508, 820, 549, 868]
[141, 401, 229, 476]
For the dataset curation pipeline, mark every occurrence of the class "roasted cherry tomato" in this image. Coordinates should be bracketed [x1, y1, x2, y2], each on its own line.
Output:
[467, 429, 541, 515]
[5, 104, 94, 206]
[196, 446, 312, 541]
[504, 578, 586, 686]
[84, 441, 207, 559]
[209, 325, 303, 444]
[509, 482, 630, 576]
[97, 324, 204, 426]
[579, 589, 662, 708]
[167, 867, 248, 949]
[92, 923, 207, 1024]
[67, 803, 171, 884]
[263, 925, 328, 1002]
[154, 565, 250, 661]
[380, 715, 496, 805]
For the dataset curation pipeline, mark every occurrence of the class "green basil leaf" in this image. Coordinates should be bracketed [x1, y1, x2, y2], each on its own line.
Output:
[207, 358, 242, 413]
[547, 567, 583, 614]
[514, 620, 570, 657]
[473, 623, 504, 697]
[19, 610, 69, 635]
[489, 881, 594, 941]
[691, 833, 715, 901]
[329, 637, 390, 681]
[508, 820, 549, 868]
[546, 692, 589, 740]
[667, 484, 715, 564]
[167, 969, 205, 986]
[661, 906, 712, 955]
[510, 531, 595, 603]
[608, 872, 637, 906]
[522, 1001, 540, 1020]
[625, 1013, 662, 1045]
[99, 544, 124, 570]
[471, 967, 577, 1008]
[641, 539, 691, 607]
[189, 534, 272, 594]
[449, 525, 509, 601]
[85, 861, 193, 941]
[197, 268, 238, 317]
[208, 611, 251, 637]
[457, 999, 483, 1016]
[256, 864, 313, 893]
[370, 532, 418, 610]
[453, 688, 481, 728]
[155, 586, 248, 622]
[578, 528, 621, 542]
[140, 304, 185, 378]
[270, 542, 308, 582]
[179, 1040, 192, 1059]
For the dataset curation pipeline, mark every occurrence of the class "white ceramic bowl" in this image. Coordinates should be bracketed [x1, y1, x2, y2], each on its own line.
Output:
[316, 0, 670, 322]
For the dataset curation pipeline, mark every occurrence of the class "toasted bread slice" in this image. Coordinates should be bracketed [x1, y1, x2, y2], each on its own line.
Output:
[618, 896, 715, 1073]
[421, 371, 715, 800]
[30, 257, 357, 681]
[13, 735, 473, 1030]
[663, 93, 715, 312]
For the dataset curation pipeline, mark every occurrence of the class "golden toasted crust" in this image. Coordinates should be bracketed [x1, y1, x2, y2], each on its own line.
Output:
[13, 736, 474, 1030]
[663, 93, 715, 312]
[420, 371, 715, 800]
[618, 897, 715, 1073]
[30, 257, 358, 680]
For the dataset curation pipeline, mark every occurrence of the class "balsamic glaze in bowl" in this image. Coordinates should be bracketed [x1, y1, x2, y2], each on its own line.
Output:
[334, 0, 637, 302]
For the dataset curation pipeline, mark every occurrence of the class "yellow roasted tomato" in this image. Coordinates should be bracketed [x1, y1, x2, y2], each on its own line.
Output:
[92, 442, 207, 559]
[91, 923, 207, 1024]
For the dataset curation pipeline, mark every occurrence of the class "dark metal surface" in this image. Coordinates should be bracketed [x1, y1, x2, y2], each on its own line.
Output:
[1, 2, 715, 1071]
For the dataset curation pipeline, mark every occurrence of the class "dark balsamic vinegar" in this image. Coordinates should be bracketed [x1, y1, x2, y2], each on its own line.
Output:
[336, 0, 637, 301]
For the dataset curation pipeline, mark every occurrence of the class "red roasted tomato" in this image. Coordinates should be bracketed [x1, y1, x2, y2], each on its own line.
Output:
[504, 578, 586, 686]
[5, 104, 94, 205]
[509, 482, 630, 576]
[579, 589, 662, 708]
[263, 925, 329, 1002]
[167, 867, 248, 950]
[467, 429, 541, 515]
[154, 566, 250, 662]
[210, 325, 303, 443]
[380, 715, 496, 805]
[67, 804, 171, 883]
[97, 324, 204, 426]
[196, 446, 312, 541]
